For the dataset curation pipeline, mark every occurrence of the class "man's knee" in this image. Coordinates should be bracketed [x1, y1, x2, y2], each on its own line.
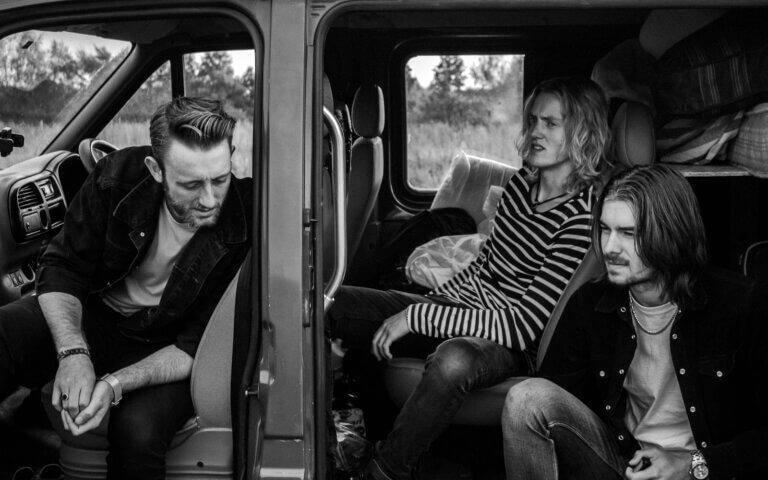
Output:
[425, 338, 489, 387]
[108, 408, 171, 456]
[503, 378, 563, 427]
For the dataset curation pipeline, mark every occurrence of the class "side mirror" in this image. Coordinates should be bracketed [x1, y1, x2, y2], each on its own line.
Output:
[0, 127, 25, 157]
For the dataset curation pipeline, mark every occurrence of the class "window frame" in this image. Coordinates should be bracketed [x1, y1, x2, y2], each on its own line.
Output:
[389, 36, 527, 211]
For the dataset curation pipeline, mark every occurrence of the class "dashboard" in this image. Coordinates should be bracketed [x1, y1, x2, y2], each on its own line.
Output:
[0, 151, 89, 304]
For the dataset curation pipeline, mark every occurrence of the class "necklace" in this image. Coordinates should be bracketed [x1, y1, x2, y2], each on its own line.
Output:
[628, 292, 680, 335]
[530, 178, 570, 207]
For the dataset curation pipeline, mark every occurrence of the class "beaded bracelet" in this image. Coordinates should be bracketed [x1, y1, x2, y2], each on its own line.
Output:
[56, 347, 90, 363]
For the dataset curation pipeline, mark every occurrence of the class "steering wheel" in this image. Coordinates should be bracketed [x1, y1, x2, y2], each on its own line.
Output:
[78, 138, 118, 174]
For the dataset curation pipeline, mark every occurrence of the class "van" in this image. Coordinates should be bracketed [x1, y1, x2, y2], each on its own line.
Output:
[1, 1, 767, 479]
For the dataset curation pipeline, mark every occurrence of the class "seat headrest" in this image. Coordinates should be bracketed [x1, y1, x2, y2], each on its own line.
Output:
[612, 101, 656, 167]
[351, 84, 385, 138]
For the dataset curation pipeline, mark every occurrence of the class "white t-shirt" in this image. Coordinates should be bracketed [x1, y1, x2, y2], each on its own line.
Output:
[623, 296, 696, 451]
[102, 202, 196, 315]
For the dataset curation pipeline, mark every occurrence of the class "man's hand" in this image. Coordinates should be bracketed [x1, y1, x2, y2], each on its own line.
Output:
[52, 354, 96, 419]
[61, 380, 114, 436]
[625, 447, 691, 480]
[371, 310, 409, 361]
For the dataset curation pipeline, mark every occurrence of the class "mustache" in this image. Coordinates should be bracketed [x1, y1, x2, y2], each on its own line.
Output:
[604, 254, 629, 266]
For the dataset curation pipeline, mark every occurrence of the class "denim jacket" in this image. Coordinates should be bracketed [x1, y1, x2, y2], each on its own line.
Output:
[540, 269, 768, 480]
[36, 146, 252, 357]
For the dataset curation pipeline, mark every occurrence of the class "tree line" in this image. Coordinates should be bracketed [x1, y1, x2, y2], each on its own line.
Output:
[407, 54, 523, 128]
[0, 31, 255, 124]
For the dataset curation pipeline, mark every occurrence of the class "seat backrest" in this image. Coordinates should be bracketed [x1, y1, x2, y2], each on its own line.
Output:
[347, 84, 384, 261]
[612, 101, 656, 167]
[431, 152, 516, 226]
[190, 267, 241, 428]
[535, 247, 604, 370]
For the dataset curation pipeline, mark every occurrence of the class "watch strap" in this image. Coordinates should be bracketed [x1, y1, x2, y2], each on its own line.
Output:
[100, 373, 122, 406]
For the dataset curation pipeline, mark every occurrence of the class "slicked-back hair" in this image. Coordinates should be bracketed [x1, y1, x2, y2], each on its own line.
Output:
[149, 96, 237, 169]
[592, 165, 708, 307]
[518, 77, 611, 193]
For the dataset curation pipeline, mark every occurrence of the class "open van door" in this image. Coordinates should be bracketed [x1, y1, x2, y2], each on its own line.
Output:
[0, 1, 268, 478]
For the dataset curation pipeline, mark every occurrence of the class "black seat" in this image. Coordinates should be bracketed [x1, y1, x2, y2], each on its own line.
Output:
[347, 84, 384, 262]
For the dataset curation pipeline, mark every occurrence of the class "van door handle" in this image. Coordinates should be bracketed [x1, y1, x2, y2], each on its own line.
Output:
[322, 106, 347, 313]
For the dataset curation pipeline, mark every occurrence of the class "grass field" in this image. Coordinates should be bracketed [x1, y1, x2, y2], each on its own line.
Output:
[1, 120, 255, 178]
[407, 121, 522, 189]
[3, 119, 519, 191]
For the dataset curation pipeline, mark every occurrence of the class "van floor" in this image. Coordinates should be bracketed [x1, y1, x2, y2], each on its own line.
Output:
[0, 388, 60, 477]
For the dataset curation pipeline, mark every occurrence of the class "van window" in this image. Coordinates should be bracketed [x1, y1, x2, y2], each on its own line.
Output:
[99, 61, 171, 148]
[184, 50, 255, 178]
[405, 54, 524, 190]
[0, 30, 130, 167]
[99, 49, 255, 178]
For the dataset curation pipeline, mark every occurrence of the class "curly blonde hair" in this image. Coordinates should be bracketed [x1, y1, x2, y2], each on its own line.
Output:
[517, 77, 611, 192]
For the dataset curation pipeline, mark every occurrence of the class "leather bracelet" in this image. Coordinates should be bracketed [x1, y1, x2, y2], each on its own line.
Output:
[56, 347, 90, 363]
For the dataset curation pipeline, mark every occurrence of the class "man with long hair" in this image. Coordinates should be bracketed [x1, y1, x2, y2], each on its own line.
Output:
[0, 97, 251, 479]
[329, 77, 611, 480]
[502, 165, 767, 480]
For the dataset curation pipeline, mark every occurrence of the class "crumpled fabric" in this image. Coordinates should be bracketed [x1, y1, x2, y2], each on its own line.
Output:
[406, 184, 505, 289]
[405, 233, 489, 290]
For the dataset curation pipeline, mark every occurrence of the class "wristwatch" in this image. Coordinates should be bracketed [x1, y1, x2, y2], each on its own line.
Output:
[689, 450, 709, 480]
[99, 373, 123, 406]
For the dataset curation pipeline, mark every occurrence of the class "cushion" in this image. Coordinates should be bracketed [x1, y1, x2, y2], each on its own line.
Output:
[657, 111, 743, 165]
[728, 102, 768, 177]
[653, 11, 768, 118]
[431, 152, 516, 226]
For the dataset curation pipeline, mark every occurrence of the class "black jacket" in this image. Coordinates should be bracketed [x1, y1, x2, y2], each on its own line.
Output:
[540, 269, 768, 480]
[36, 146, 252, 357]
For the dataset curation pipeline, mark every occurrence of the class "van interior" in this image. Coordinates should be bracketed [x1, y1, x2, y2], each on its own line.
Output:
[1, 2, 768, 479]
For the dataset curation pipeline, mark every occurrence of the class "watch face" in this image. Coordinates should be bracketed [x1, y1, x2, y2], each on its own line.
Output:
[693, 464, 709, 480]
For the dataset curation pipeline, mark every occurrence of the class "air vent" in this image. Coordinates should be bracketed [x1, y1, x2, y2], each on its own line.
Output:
[17, 184, 43, 210]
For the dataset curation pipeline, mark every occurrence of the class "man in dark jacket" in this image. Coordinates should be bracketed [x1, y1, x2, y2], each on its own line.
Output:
[502, 165, 767, 480]
[0, 97, 251, 479]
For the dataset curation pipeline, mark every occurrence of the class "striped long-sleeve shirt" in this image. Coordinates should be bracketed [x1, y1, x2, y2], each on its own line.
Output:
[405, 168, 593, 352]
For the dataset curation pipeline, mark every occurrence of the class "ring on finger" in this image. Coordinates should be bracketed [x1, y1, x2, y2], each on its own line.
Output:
[61, 393, 69, 402]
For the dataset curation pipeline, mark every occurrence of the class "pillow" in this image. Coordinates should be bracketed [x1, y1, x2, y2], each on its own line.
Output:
[729, 102, 768, 177]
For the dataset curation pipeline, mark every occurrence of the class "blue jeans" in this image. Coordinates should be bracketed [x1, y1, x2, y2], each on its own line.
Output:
[329, 286, 530, 480]
[502, 378, 626, 480]
[0, 295, 193, 480]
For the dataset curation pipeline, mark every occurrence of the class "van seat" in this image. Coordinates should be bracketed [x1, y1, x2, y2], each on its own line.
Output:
[430, 152, 516, 227]
[41, 265, 244, 479]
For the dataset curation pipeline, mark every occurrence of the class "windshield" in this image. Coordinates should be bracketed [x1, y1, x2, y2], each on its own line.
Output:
[0, 30, 131, 168]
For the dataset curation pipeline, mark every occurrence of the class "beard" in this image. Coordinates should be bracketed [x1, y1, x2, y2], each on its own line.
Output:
[163, 181, 222, 229]
[604, 253, 656, 288]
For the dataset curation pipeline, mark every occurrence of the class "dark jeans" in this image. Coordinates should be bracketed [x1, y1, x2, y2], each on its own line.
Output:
[502, 378, 626, 480]
[0, 294, 194, 480]
[328, 286, 530, 480]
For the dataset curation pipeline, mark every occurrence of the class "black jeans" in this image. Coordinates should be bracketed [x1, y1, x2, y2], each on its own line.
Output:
[0, 294, 194, 480]
[328, 286, 530, 480]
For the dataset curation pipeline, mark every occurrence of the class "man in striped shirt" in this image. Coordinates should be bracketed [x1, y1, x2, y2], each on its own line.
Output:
[329, 77, 611, 480]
